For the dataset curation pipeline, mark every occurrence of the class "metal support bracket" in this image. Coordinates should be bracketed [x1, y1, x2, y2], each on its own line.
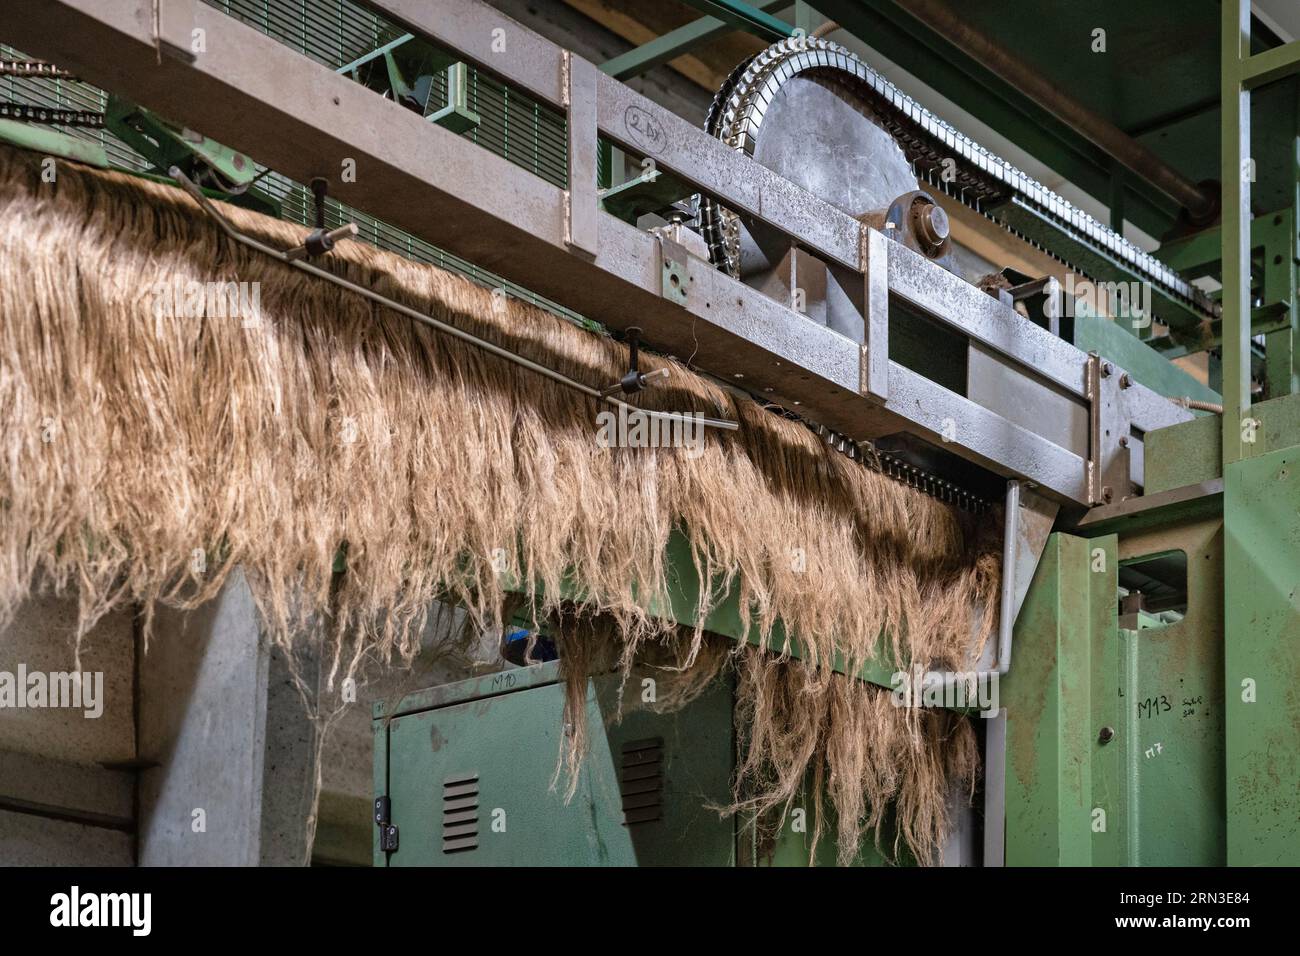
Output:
[563, 50, 599, 259]
[151, 0, 197, 65]
[1086, 352, 1105, 505]
[659, 236, 690, 306]
[859, 227, 889, 402]
[427, 62, 480, 133]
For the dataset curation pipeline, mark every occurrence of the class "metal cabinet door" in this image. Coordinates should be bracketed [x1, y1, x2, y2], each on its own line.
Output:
[382, 671, 734, 866]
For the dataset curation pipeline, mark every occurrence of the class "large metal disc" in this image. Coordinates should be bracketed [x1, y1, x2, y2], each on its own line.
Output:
[748, 75, 916, 229]
[700, 38, 918, 282]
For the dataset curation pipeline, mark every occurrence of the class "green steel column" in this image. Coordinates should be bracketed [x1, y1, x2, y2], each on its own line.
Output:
[1223, 1, 1300, 865]
[1221, 0, 1251, 468]
[1004, 533, 1116, 866]
[1263, 90, 1300, 398]
[1220, 0, 1253, 868]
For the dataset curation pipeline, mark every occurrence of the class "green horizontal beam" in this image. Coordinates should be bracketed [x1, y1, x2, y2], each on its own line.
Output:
[335, 32, 414, 76]
[676, 0, 795, 44]
[601, 0, 788, 80]
[1145, 304, 1288, 358]
[1242, 38, 1300, 90]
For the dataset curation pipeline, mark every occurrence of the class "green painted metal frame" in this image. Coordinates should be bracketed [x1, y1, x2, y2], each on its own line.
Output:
[1071, 315, 1220, 406]
[1223, 445, 1300, 865]
[336, 32, 479, 134]
[1008, 511, 1229, 866]
[1003, 532, 1115, 865]
[0, 115, 107, 166]
[674, 0, 795, 44]
[599, 0, 789, 80]
[493, 528, 904, 690]
[1149, 208, 1297, 381]
[1222, 2, 1300, 864]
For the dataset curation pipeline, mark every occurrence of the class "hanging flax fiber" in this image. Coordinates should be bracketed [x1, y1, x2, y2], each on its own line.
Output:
[0, 146, 998, 864]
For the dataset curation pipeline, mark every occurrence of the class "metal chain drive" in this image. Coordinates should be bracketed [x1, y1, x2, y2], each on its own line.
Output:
[697, 36, 1215, 322]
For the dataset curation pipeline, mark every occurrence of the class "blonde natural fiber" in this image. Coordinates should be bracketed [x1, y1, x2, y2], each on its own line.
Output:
[0, 145, 998, 864]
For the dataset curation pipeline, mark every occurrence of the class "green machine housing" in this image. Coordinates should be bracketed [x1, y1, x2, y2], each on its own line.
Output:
[371, 663, 738, 866]
[372, 660, 926, 866]
[373, 392, 1300, 867]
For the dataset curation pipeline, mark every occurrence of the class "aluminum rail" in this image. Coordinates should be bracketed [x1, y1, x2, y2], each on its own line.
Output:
[5, 0, 1192, 507]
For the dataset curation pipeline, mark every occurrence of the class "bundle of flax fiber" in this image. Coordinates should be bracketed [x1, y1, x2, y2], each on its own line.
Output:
[0, 144, 999, 864]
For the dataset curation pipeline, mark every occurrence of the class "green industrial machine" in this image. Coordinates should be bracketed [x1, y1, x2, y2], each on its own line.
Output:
[372, 661, 914, 866]
[364, 0, 1300, 867]
[371, 664, 736, 866]
[5, 0, 1298, 867]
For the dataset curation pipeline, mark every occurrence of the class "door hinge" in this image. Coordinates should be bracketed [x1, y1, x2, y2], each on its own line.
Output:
[374, 796, 399, 853]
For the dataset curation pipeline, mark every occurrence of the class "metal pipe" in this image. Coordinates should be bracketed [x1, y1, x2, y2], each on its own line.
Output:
[891, 0, 1218, 221]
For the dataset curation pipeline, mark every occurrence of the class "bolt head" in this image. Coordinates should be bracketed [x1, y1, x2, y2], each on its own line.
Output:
[1098, 726, 1115, 744]
[911, 201, 949, 253]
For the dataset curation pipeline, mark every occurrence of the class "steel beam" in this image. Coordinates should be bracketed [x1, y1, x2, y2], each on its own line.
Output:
[594, 74, 860, 270]
[887, 241, 1087, 399]
[599, 0, 787, 80]
[1222, 1, 1253, 468]
[860, 227, 889, 402]
[563, 51, 599, 258]
[1242, 38, 1300, 90]
[5, 0, 1192, 507]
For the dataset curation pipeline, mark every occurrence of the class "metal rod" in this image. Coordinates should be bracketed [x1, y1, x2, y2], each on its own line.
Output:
[167, 168, 737, 432]
[1221, 0, 1252, 465]
[891, 0, 1218, 221]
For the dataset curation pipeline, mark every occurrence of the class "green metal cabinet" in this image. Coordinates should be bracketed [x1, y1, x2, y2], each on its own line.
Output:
[373, 663, 736, 866]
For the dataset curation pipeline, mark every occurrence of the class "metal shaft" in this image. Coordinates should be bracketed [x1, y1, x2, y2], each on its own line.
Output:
[892, 0, 1218, 221]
